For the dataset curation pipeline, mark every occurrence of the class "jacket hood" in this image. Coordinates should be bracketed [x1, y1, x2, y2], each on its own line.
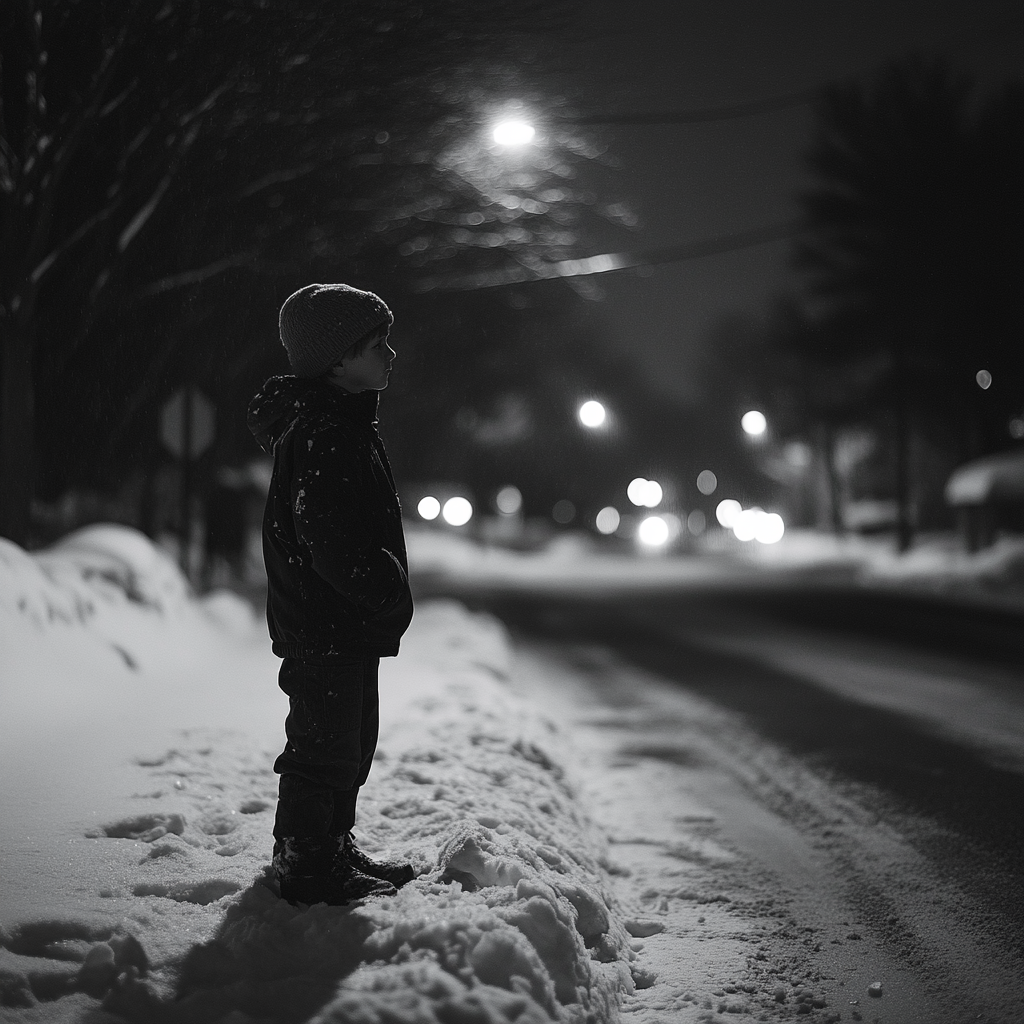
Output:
[247, 375, 378, 454]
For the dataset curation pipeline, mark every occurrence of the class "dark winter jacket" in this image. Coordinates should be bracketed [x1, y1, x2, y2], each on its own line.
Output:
[247, 375, 413, 659]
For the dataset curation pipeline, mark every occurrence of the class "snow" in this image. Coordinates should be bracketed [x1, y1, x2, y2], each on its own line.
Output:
[0, 527, 638, 1023]
[944, 449, 1024, 505]
[407, 524, 1024, 609]
[2, 522, 1022, 1023]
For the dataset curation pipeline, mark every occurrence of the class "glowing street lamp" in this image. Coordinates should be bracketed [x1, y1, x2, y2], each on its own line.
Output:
[417, 496, 441, 521]
[442, 496, 473, 526]
[578, 400, 606, 428]
[637, 515, 670, 547]
[492, 120, 535, 146]
[627, 477, 663, 508]
[715, 498, 741, 528]
[741, 410, 767, 437]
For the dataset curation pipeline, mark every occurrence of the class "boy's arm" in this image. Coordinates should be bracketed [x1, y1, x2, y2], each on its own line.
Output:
[289, 425, 406, 611]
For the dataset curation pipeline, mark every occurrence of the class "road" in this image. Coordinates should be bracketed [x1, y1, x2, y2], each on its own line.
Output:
[420, 574, 1024, 1022]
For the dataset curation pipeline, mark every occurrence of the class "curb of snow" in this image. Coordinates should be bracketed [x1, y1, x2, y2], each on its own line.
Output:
[98, 601, 646, 1024]
[1, 523, 647, 1024]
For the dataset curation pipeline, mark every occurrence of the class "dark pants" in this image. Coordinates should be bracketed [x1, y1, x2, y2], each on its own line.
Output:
[272, 657, 380, 841]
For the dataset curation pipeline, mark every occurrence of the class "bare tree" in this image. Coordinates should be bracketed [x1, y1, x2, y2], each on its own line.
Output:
[3, 0, 608, 544]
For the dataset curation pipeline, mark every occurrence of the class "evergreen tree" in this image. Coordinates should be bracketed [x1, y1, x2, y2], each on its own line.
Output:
[794, 56, 1023, 549]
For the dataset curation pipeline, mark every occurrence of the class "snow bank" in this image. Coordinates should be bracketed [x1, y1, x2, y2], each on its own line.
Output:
[0, 528, 640, 1023]
[0, 523, 263, 675]
[407, 525, 1024, 608]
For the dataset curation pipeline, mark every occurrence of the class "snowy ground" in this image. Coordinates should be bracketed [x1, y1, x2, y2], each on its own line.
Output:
[2, 524, 1022, 1023]
[406, 525, 1024, 611]
[1, 526, 648, 1024]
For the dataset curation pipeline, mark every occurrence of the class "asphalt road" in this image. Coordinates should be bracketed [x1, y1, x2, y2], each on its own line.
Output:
[421, 579, 1024, 982]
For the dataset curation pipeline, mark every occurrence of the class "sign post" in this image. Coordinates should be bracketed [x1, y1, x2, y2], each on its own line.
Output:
[160, 387, 215, 578]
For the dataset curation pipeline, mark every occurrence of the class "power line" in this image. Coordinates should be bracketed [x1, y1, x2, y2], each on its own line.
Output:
[413, 219, 801, 292]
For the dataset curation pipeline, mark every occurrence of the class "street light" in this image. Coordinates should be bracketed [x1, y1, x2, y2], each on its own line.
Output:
[715, 498, 741, 528]
[417, 496, 441, 521]
[442, 496, 473, 526]
[578, 400, 606, 428]
[638, 515, 670, 547]
[493, 120, 535, 146]
[627, 477, 662, 508]
[741, 410, 767, 437]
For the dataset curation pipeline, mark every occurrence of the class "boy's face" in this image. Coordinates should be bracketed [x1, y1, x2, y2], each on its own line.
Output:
[326, 330, 396, 393]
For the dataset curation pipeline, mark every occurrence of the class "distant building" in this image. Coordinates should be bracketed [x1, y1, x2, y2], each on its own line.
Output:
[945, 450, 1024, 551]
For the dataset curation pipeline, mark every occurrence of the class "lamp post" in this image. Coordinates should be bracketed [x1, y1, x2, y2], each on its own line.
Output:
[492, 120, 536, 146]
[741, 409, 767, 438]
[578, 400, 607, 429]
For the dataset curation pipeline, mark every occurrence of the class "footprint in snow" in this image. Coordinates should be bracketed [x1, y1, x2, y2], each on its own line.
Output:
[85, 811, 186, 842]
[0, 921, 149, 1009]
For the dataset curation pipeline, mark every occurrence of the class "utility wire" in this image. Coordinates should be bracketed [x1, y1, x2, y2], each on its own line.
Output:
[413, 219, 802, 292]
[414, 88, 820, 292]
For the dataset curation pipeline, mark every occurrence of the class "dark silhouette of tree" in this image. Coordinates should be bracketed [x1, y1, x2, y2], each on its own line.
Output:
[4, 0, 624, 545]
[794, 56, 1023, 550]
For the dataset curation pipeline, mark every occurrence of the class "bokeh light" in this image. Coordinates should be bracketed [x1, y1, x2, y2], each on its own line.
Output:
[661, 512, 683, 542]
[637, 515, 669, 547]
[627, 478, 648, 506]
[720, 504, 786, 544]
[417, 496, 440, 520]
[627, 477, 663, 508]
[755, 511, 786, 544]
[976, 369, 993, 390]
[442, 496, 473, 526]
[578, 400, 606, 428]
[495, 485, 522, 515]
[493, 120, 535, 146]
[595, 506, 620, 535]
[715, 499, 742, 528]
[741, 410, 767, 436]
[687, 509, 707, 535]
[696, 470, 718, 495]
[732, 508, 759, 542]
[552, 499, 576, 524]
[1010, 417, 1024, 440]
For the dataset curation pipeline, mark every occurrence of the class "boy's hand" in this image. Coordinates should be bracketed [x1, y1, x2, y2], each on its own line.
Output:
[365, 574, 414, 640]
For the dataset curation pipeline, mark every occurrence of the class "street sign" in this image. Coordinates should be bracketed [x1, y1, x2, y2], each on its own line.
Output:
[161, 387, 215, 460]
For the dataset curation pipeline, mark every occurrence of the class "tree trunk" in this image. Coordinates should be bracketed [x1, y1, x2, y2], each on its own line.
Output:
[0, 321, 35, 546]
[822, 421, 845, 536]
[893, 366, 914, 554]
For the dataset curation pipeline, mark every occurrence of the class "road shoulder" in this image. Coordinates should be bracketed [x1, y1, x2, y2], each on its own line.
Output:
[509, 638, 1013, 1023]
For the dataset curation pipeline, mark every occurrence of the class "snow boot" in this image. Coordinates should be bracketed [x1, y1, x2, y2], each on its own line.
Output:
[273, 837, 397, 906]
[337, 831, 415, 888]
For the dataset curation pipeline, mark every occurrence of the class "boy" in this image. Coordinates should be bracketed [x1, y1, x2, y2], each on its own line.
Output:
[247, 282, 415, 906]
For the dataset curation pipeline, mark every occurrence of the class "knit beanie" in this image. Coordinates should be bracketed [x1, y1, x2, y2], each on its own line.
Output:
[278, 283, 394, 378]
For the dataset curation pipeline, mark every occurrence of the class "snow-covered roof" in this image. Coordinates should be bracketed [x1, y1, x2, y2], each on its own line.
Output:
[945, 450, 1024, 506]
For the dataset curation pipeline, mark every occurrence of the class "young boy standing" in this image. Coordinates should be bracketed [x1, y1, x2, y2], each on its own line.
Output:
[247, 282, 415, 906]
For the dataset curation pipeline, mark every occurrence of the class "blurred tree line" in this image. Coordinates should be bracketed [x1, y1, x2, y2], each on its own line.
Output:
[1, 0, 682, 548]
[722, 57, 1023, 549]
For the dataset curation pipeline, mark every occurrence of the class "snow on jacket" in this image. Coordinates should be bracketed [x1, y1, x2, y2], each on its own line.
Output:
[247, 375, 413, 659]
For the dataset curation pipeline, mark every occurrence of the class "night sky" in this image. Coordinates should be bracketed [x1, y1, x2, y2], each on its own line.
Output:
[546, 0, 1023, 405]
